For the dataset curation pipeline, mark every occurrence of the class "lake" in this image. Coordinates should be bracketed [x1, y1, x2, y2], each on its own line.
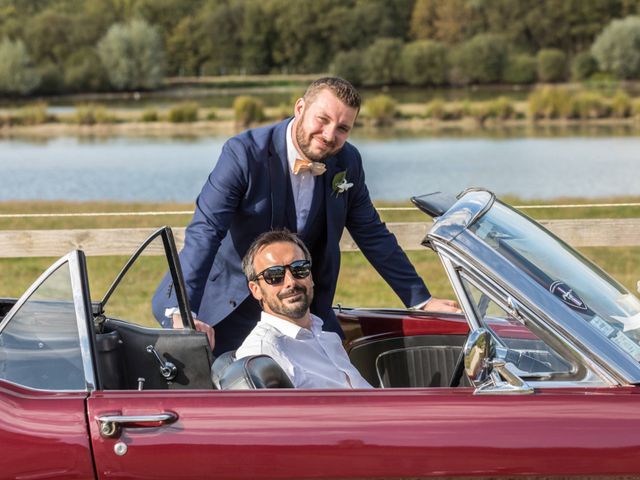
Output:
[3, 130, 640, 202]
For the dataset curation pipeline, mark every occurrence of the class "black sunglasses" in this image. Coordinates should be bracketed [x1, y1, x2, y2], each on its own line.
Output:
[252, 260, 312, 285]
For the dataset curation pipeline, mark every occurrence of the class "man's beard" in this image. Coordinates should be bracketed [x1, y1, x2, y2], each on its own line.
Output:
[295, 121, 339, 162]
[263, 285, 312, 320]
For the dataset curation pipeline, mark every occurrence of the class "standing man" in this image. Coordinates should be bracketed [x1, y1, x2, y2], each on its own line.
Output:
[153, 76, 458, 355]
[236, 229, 371, 389]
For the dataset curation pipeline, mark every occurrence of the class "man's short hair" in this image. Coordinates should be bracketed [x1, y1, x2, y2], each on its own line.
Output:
[303, 77, 361, 111]
[242, 229, 311, 281]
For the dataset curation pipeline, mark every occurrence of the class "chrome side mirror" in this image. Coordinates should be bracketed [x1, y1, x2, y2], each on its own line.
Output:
[464, 328, 495, 382]
[463, 328, 534, 395]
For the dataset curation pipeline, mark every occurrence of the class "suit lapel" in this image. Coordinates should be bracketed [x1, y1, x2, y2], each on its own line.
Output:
[323, 155, 348, 240]
[268, 119, 292, 229]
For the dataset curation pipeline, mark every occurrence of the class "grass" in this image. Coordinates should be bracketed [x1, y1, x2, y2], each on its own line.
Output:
[1, 198, 639, 327]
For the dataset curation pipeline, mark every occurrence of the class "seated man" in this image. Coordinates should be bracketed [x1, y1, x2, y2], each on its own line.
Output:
[236, 229, 372, 389]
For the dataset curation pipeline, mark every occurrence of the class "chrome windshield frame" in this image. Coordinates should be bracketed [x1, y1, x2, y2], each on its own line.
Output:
[427, 189, 640, 385]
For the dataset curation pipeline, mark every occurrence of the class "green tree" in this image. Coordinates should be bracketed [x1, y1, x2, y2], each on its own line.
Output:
[449, 34, 508, 85]
[64, 47, 109, 92]
[571, 51, 598, 80]
[361, 37, 404, 86]
[502, 53, 537, 84]
[399, 40, 448, 86]
[591, 15, 640, 79]
[166, 16, 207, 76]
[97, 19, 165, 90]
[23, 9, 75, 64]
[330, 50, 364, 86]
[241, 0, 275, 74]
[198, 0, 244, 75]
[410, 0, 438, 40]
[537, 48, 567, 82]
[0, 37, 40, 94]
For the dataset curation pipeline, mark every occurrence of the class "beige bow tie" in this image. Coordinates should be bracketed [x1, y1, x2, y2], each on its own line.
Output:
[293, 158, 326, 176]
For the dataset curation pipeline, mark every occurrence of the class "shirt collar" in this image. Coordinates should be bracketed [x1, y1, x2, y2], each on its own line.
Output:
[260, 310, 323, 338]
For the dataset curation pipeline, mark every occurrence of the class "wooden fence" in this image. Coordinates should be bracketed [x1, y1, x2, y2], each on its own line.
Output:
[1, 218, 639, 258]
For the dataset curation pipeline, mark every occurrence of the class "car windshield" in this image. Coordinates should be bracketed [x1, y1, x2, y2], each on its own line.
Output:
[468, 201, 640, 364]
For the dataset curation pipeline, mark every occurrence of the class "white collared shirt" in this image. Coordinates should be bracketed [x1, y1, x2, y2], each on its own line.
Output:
[286, 119, 315, 232]
[236, 311, 372, 389]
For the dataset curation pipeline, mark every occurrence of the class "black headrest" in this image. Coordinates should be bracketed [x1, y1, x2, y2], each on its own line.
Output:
[211, 350, 237, 389]
[217, 355, 294, 390]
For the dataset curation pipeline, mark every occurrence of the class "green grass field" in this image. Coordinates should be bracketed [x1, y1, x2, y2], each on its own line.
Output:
[1, 198, 639, 326]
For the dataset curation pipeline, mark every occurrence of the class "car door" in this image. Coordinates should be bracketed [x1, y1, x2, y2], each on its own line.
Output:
[0, 252, 96, 479]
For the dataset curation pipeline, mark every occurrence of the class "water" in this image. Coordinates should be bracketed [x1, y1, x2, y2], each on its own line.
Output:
[2, 133, 639, 202]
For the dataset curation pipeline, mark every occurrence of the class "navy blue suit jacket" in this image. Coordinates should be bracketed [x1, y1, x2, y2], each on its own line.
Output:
[152, 118, 429, 349]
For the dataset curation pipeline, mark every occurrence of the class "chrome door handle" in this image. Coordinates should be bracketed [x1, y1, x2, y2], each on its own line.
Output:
[97, 412, 178, 438]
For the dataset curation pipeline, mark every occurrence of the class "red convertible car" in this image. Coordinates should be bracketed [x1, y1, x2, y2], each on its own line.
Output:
[2, 188, 640, 479]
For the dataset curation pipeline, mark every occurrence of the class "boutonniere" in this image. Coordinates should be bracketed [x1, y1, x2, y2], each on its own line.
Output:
[332, 170, 353, 196]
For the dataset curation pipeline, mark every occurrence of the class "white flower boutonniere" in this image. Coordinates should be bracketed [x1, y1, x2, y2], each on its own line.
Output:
[332, 170, 353, 196]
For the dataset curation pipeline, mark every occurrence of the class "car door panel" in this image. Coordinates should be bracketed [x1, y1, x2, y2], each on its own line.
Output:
[0, 381, 94, 479]
[88, 387, 640, 479]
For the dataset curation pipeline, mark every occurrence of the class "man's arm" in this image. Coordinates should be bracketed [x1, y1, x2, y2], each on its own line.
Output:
[174, 138, 250, 314]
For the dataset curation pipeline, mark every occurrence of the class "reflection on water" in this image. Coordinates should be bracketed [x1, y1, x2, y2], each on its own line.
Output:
[2, 128, 640, 202]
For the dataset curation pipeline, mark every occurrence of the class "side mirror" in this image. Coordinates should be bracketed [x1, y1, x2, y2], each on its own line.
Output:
[463, 328, 534, 395]
[463, 328, 495, 383]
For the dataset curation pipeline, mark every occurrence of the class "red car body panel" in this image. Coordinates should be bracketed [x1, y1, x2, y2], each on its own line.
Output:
[86, 387, 640, 479]
[0, 381, 94, 479]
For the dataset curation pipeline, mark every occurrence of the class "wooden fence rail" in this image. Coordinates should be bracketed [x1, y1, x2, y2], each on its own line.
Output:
[1, 218, 639, 258]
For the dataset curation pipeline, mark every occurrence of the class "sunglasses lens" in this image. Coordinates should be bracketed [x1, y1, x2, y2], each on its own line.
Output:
[290, 260, 311, 279]
[262, 267, 285, 285]
[256, 260, 311, 285]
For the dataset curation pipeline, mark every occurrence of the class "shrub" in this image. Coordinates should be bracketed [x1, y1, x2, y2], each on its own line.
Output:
[449, 34, 508, 85]
[34, 61, 64, 94]
[632, 98, 640, 116]
[364, 95, 396, 126]
[591, 16, 640, 79]
[330, 50, 364, 86]
[0, 38, 40, 95]
[74, 104, 114, 125]
[399, 40, 448, 86]
[537, 49, 567, 83]
[571, 52, 598, 81]
[425, 98, 446, 120]
[528, 86, 572, 119]
[97, 19, 165, 90]
[233, 96, 265, 126]
[205, 109, 217, 121]
[569, 91, 609, 119]
[502, 54, 537, 84]
[361, 38, 403, 86]
[610, 90, 632, 118]
[168, 102, 199, 122]
[141, 108, 159, 122]
[17, 102, 51, 125]
[486, 97, 516, 119]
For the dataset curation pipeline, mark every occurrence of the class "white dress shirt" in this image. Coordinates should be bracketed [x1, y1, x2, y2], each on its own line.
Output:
[236, 311, 372, 389]
[286, 119, 315, 232]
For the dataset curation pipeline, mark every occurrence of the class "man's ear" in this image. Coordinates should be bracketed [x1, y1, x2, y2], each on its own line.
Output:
[294, 97, 305, 118]
[248, 280, 263, 301]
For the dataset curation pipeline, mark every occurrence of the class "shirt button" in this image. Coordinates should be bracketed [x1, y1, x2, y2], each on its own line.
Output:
[229, 300, 237, 307]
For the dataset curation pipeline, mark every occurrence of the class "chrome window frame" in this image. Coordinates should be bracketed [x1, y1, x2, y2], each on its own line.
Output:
[0, 251, 96, 392]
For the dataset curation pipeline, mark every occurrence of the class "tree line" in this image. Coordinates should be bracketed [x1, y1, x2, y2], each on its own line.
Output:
[1, 0, 640, 96]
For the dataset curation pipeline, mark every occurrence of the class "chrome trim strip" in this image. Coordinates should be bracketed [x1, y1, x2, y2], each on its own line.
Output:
[68, 252, 96, 391]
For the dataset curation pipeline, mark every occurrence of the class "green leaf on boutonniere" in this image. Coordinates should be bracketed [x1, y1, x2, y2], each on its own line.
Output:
[332, 170, 347, 194]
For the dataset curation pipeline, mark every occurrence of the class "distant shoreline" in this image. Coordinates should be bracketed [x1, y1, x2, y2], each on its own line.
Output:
[2, 116, 639, 138]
